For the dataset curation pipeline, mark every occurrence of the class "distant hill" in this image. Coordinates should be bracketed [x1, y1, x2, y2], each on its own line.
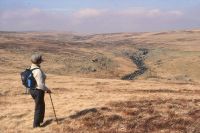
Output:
[0, 29, 200, 83]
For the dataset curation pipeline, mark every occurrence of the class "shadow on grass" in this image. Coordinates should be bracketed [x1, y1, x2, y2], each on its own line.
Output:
[40, 108, 98, 127]
[41, 117, 66, 127]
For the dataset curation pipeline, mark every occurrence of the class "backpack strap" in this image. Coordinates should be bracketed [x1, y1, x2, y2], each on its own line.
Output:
[30, 68, 39, 72]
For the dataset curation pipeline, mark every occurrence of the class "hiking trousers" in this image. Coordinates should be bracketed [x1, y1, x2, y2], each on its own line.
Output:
[30, 89, 45, 128]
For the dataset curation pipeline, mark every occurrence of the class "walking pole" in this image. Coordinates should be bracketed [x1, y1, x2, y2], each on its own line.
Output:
[49, 93, 59, 124]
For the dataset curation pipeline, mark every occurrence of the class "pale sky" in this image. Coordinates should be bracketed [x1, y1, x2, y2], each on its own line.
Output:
[0, 0, 200, 33]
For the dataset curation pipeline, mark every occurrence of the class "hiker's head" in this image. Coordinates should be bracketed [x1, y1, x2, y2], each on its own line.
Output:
[31, 53, 44, 65]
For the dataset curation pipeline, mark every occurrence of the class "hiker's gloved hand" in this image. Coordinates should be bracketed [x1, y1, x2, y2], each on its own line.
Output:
[47, 89, 51, 93]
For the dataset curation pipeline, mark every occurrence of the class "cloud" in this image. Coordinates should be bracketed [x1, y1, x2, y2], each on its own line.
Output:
[0, 7, 199, 33]
[70, 8, 185, 33]
[0, 8, 41, 19]
[72, 8, 105, 18]
[116, 8, 183, 18]
[0, 8, 71, 31]
[168, 10, 183, 16]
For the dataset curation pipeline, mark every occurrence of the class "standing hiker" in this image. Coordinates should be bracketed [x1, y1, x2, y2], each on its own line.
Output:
[29, 53, 51, 128]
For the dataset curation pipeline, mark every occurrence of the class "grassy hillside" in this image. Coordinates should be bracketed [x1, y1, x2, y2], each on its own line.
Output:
[1, 30, 200, 82]
[0, 74, 199, 132]
[0, 30, 200, 132]
[0, 32, 137, 79]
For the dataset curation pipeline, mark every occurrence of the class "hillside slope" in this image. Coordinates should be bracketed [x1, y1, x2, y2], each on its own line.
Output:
[0, 75, 199, 132]
[0, 30, 200, 132]
[1, 30, 200, 82]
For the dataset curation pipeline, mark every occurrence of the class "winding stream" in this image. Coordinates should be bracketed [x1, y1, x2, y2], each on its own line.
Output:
[122, 48, 149, 80]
